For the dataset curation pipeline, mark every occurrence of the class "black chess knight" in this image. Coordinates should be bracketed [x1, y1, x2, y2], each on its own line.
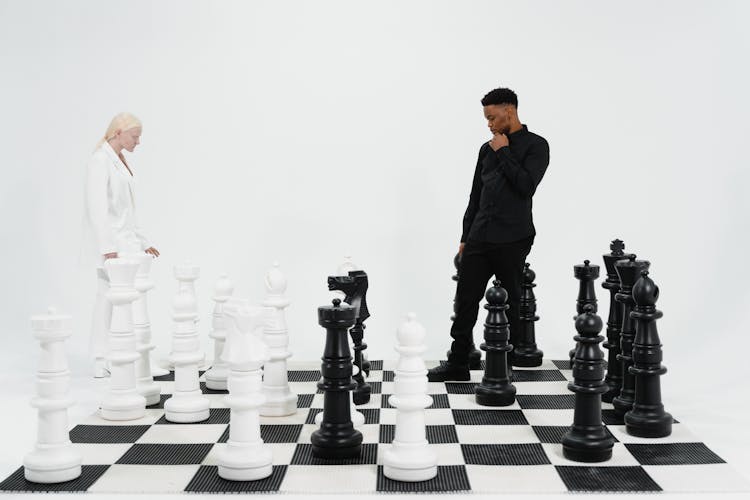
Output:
[327, 270, 371, 404]
[311, 298, 363, 459]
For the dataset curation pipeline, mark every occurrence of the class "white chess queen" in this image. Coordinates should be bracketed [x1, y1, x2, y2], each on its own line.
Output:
[84, 113, 160, 377]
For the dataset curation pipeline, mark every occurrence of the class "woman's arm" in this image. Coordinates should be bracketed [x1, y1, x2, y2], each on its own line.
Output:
[86, 154, 118, 256]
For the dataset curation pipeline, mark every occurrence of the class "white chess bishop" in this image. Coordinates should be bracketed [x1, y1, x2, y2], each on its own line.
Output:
[164, 290, 210, 423]
[204, 274, 234, 391]
[260, 262, 297, 416]
[24, 308, 82, 484]
[100, 257, 147, 421]
[382, 313, 437, 482]
[218, 298, 273, 481]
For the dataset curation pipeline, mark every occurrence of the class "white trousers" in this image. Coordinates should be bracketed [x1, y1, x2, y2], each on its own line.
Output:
[89, 267, 111, 360]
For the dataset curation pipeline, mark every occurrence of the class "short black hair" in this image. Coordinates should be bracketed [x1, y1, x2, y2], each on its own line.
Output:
[481, 88, 518, 107]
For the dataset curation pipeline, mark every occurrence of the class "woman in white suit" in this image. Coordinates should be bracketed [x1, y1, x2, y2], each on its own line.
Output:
[86, 112, 159, 377]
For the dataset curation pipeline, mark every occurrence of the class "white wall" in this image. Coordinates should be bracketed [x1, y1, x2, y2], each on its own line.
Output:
[1, 0, 749, 449]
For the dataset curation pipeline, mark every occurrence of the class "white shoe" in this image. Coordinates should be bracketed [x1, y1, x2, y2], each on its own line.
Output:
[94, 358, 110, 378]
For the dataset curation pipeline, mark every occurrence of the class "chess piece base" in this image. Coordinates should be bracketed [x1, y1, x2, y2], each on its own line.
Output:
[204, 378, 227, 391]
[23, 448, 82, 484]
[311, 428, 363, 459]
[100, 394, 147, 421]
[353, 384, 372, 405]
[510, 348, 543, 367]
[601, 383, 621, 403]
[382, 444, 438, 482]
[137, 380, 161, 406]
[475, 384, 516, 407]
[315, 408, 365, 428]
[164, 396, 210, 423]
[562, 444, 613, 463]
[561, 426, 614, 463]
[611, 395, 634, 417]
[260, 394, 298, 417]
[625, 410, 673, 438]
[218, 444, 273, 481]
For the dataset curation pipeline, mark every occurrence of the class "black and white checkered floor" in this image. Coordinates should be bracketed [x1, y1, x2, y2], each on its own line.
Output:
[2, 359, 748, 494]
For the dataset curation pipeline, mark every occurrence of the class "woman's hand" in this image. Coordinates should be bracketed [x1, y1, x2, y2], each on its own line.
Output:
[145, 247, 160, 258]
[104, 252, 118, 260]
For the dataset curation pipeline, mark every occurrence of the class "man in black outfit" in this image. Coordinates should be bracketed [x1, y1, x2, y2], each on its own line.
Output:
[428, 88, 550, 382]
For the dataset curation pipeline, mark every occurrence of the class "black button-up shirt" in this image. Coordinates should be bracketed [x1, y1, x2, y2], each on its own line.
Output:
[461, 124, 550, 244]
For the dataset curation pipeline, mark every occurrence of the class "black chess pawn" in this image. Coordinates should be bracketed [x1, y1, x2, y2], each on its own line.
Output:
[625, 270, 673, 437]
[601, 239, 634, 403]
[569, 260, 600, 367]
[512, 263, 543, 367]
[447, 252, 482, 369]
[475, 280, 516, 406]
[562, 304, 614, 463]
[612, 255, 650, 417]
[311, 298, 363, 459]
[327, 271, 371, 405]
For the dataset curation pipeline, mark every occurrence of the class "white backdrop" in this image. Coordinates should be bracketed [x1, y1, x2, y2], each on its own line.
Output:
[1, 0, 749, 489]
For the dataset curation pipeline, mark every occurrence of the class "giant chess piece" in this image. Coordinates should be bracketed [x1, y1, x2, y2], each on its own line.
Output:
[24, 308, 82, 484]
[204, 274, 234, 391]
[569, 260, 600, 368]
[475, 280, 516, 406]
[164, 290, 210, 423]
[129, 252, 161, 406]
[383, 313, 438, 482]
[311, 298, 363, 459]
[612, 255, 650, 417]
[218, 300, 273, 481]
[562, 304, 614, 462]
[513, 263, 544, 367]
[601, 239, 634, 403]
[625, 270, 673, 437]
[327, 271, 371, 404]
[100, 257, 147, 420]
[260, 262, 298, 416]
[446, 252, 482, 369]
[168, 261, 203, 369]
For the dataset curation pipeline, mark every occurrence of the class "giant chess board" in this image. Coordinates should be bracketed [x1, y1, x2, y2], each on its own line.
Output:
[2, 359, 748, 494]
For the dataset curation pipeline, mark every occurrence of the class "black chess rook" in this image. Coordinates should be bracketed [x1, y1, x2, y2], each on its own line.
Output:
[310, 298, 363, 459]
[570, 260, 600, 367]
[475, 280, 516, 407]
[562, 304, 614, 463]
[625, 270, 673, 437]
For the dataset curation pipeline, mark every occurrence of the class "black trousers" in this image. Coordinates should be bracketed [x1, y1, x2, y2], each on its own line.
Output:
[449, 235, 534, 363]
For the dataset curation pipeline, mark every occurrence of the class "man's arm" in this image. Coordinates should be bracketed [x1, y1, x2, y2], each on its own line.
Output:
[495, 139, 550, 198]
[461, 146, 485, 242]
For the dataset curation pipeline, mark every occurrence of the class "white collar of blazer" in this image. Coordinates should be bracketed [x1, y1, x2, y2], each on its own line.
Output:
[102, 141, 134, 182]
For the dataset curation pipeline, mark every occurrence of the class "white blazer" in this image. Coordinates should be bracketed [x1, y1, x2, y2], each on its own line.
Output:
[85, 141, 150, 258]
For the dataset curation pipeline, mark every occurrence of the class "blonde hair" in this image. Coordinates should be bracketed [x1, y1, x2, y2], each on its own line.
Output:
[96, 112, 142, 149]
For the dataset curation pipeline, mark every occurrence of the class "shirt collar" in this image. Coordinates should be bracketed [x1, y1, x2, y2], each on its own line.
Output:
[508, 124, 528, 137]
[101, 141, 132, 180]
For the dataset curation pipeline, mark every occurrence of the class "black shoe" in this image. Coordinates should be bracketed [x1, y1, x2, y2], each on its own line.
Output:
[427, 362, 470, 382]
[446, 346, 482, 370]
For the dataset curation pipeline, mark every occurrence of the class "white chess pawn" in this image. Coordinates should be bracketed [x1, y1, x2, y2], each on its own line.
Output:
[100, 257, 147, 421]
[205, 274, 234, 390]
[314, 362, 365, 429]
[218, 299, 273, 481]
[166, 261, 203, 369]
[260, 262, 297, 416]
[128, 252, 161, 406]
[164, 290, 210, 423]
[383, 313, 437, 482]
[24, 308, 82, 484]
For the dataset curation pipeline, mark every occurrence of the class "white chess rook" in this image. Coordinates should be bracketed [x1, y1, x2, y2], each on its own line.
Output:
[24, 308, 82, 484]
[205, 274, 234, 391]
[383, 313, 437, 482]
[164, 290, 210, 423]
[129, 252, 161, 406]
[260, 263, 297, 416]
[100, 258, 147, 421]
[218, 298, 273, 481]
